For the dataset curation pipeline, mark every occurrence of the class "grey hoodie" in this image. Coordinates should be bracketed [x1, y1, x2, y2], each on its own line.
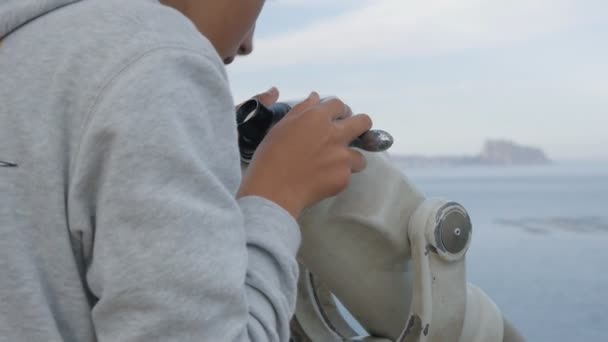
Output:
[0, 1, 300, 341]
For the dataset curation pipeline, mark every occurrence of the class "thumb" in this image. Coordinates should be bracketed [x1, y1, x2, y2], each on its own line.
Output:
[255, 86, 280, 107]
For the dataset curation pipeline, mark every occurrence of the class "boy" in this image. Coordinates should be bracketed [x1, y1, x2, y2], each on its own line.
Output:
[0, 0, 371, 341]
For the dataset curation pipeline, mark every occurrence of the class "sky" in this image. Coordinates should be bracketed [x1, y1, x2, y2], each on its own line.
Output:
[227, 0, 608, 161]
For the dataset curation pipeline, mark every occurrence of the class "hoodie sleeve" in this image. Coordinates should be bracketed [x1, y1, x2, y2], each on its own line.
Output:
[70, 46, 300, 342]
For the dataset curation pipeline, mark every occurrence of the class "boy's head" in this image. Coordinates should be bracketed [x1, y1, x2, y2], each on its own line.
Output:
[162, 0, 265, 64]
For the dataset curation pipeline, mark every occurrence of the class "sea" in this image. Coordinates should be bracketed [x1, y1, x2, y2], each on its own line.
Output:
[340, 161, 608, 341]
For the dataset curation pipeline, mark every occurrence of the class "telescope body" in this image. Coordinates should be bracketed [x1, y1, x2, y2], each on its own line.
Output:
[235, 99, 524, 341]
[289, 153, 524, 341]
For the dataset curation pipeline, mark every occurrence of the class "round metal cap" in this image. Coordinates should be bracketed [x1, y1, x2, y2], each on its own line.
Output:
[438, 207, 471, 254]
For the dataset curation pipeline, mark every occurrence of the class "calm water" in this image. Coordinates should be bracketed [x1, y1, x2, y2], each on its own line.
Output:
[407, 162, 608, 341]
[340, 162, 608, 341]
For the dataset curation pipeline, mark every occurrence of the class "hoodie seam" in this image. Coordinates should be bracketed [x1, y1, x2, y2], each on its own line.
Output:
[69, 45, 224, 183]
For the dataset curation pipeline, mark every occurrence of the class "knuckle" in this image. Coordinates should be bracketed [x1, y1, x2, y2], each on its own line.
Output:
[294, 95, 319, 112]
[326, 98, 346, 112]
[329, 124, 344, 143]
[338, 147, 352, 163]
[302, 108, 324, 125]
[325, 97, 345, 107]
[335, 99, 346, 108]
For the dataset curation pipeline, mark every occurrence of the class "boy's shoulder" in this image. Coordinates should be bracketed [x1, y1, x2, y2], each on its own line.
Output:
[49, 0, 223, 67]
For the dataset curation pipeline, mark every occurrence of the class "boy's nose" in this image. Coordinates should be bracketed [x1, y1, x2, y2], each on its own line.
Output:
[238, 26, 256, 56]
[238, 36, 254, 56]
[238, 41, 253, 56]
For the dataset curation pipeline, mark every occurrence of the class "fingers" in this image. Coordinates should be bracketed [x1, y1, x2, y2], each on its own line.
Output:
[349, 149, 367, 173]
[255, 86, 280, 107]
[335, 114, 373, 144]
[342, 104, 353, 119]
[290, 92, 321, 114]
[291, 95, 351, 121]
[317, 97, 350, 120]
[321, 96, 352, 119]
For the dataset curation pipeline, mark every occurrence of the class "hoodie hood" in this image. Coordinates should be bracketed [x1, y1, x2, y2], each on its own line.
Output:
[0, 0, 81, 40]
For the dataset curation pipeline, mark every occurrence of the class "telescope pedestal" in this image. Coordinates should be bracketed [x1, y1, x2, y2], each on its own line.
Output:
[289, 153, 521, 341]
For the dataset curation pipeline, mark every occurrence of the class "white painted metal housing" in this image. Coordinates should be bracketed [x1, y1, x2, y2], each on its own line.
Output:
[291, 152, 525, 342]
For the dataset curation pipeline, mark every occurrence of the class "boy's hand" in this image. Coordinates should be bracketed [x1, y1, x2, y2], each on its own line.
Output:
[238, 91, 373, 219]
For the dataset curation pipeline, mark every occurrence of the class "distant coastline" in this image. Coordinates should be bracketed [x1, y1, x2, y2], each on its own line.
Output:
[394, 140, 551, 167]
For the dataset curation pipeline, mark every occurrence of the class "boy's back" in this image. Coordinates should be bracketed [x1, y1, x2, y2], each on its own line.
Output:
[0, 0, 374, 340]
[1, 1, 302, 341]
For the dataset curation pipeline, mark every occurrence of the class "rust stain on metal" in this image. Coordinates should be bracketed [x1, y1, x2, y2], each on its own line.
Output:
[425, 244, 438, 256]
[400, 314, 423, 342]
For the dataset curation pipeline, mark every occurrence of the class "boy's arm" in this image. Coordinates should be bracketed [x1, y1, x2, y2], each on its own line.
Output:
[71, 47, 299, 342]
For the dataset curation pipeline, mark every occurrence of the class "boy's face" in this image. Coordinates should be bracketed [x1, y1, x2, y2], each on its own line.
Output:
[162, 0, 265, 64]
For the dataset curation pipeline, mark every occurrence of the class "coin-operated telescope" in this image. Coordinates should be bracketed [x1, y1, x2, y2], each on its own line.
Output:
[236, 99, 525, 342]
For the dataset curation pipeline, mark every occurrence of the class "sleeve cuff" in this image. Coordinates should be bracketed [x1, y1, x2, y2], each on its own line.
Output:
[237, 196, 301, 255]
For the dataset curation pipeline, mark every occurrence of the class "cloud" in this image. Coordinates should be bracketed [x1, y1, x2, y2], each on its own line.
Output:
[233, 0, 576, 71]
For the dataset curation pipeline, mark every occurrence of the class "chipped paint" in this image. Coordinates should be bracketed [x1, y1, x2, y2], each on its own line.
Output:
[400, 314, 423, 342]
[425, 244, 438, 256]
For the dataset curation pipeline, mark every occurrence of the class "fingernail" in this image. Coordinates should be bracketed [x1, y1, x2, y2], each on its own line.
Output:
[268, 86, 278, 94]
